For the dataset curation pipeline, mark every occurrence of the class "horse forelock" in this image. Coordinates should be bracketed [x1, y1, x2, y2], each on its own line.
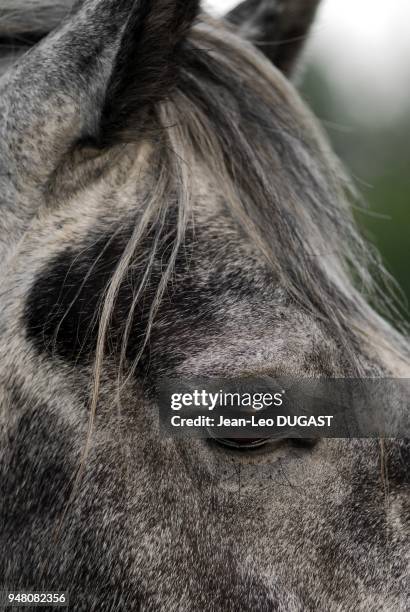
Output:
[87, 17, 409, 380]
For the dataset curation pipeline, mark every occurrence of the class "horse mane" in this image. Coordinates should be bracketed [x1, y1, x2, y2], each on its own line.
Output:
[0, 2, 408, 384]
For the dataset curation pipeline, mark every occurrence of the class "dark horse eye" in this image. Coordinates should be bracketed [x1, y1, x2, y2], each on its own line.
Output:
[210, 435, 318, 451]
[210, 435, 271, 450]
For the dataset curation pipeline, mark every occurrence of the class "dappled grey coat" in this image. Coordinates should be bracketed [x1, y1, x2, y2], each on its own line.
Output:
[0, 1, 409, 611]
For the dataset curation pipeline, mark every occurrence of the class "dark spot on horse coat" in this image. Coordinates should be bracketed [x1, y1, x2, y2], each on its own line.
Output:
[2, 396, 145, 607]
[24, 222, 222, 369]
[26, 227, 135, 364]
[1, 388, 74, 527]
[24, 214, 280, 373]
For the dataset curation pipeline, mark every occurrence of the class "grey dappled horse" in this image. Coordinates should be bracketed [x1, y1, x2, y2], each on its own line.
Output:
[0, 1, 409, 610]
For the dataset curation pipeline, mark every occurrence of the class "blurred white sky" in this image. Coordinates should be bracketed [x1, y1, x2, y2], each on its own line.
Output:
[205, 0, 410, 125]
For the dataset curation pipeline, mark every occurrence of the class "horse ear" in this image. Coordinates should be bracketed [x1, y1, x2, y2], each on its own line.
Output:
[225, 0, 321, 76]
[100, 0, 201, 144]
[0, 0, 200, 184]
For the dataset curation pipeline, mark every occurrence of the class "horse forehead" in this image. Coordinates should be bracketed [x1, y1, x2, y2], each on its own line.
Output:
[2, 144, 341, 378]
[4, 183, 266, 358]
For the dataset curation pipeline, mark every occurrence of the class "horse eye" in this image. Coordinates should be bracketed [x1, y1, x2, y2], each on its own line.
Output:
[209, 435, 318, 451]
[213, 437, 272, 450]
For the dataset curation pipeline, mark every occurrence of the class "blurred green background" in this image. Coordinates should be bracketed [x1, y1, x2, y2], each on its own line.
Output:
[298, 0, 410, 324]
[301, 65, 410, 323]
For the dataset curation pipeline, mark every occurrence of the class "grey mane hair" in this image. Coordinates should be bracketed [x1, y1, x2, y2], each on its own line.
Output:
[0, 3, 409, 435]
[97, 14, 410, 416]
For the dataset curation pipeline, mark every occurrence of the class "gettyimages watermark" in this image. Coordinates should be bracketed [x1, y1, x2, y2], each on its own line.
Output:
[156, 377, 410, 439]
